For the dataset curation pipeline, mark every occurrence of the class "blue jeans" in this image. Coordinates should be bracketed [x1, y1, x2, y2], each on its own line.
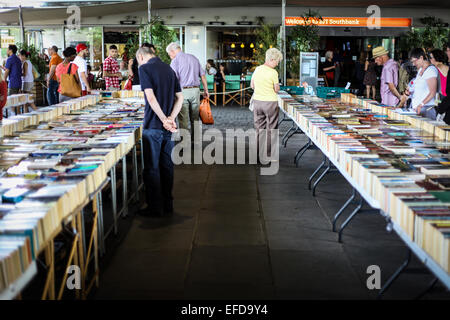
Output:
[419, 105, 437, 120]
[47, 79, 59, 105]
[142, 128, 174, 214]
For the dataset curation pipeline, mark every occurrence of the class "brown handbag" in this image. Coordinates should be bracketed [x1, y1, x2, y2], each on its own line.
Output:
[60, 63, 81, 98]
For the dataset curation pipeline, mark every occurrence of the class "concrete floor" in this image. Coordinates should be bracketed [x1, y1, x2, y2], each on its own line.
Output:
[94, 106, 450, 300]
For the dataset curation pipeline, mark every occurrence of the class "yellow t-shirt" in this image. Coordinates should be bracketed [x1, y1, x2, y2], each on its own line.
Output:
[252, 65, 279, 101]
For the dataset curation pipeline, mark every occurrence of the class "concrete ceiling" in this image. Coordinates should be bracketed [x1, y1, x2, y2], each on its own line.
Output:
[0, 0, 450, 25]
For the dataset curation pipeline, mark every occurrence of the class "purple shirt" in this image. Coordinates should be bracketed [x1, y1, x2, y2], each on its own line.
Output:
[170, 51, 205, 88]
[5, 54, 22, 89]
[380, 59, 399, 106]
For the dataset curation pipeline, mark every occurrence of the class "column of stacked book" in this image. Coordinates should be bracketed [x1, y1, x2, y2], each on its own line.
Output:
[0, 92, 145, 295]
[278, 92, 450, 275]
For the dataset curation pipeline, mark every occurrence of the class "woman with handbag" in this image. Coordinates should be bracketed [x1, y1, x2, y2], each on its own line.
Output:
[55, 47, 81, 103]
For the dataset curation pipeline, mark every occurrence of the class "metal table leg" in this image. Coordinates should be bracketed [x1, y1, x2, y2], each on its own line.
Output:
[132, 145, 139, 202]
[122, 155, 128, 218]
[110, 166, 118, 235]
[140, 138, 144, 171]
[80, 208, 86, 261]
[308, 155, 327, 190]
[281, 122, 296, 147]
[278, 113, 288, 126]
[96, 192, 105, 256]
[283, 126, 300, 148]
[295, 140, 312, 167]
[332, 188, 357, 232]
[294, 140, 310, 164]
[338, 196, 363, 243]
[377, 249, 411, 299]
[415, 277, 438, 300]
[311, 160, 331, 196]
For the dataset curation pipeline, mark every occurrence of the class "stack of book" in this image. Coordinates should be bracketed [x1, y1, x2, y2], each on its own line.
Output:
[279, 91, 450, 274]
[0, 92, 146, 292]
[0, 235, 33, 291]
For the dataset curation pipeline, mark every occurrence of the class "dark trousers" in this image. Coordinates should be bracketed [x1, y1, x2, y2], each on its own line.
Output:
[142, 128, 174, 214]
[47, 79, 59, 106]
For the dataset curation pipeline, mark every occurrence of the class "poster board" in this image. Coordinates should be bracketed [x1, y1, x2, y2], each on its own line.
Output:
[300, 52, 319, 91]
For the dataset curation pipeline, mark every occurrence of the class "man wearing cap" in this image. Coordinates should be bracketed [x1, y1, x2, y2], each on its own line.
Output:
[73, 43, 91, 96]
[373, 46, 401, 106]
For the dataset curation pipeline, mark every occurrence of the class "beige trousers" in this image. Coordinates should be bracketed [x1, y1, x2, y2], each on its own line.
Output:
[178, 88, 200, 139]
[253, 99, 279, 157]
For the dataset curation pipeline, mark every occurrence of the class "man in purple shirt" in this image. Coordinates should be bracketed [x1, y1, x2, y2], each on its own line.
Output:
[373, 46, 401, 106]
[2, 45, 22, 95]
[167, 42, 209, 141]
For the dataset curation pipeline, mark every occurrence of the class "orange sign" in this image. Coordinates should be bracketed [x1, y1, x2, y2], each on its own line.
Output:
[285, 17, 412, 28]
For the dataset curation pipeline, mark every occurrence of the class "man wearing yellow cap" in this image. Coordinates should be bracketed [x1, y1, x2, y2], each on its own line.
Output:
[373, 46, 401, 106]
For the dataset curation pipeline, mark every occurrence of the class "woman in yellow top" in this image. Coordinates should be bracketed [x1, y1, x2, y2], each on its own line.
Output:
[250, 48, 282, 161]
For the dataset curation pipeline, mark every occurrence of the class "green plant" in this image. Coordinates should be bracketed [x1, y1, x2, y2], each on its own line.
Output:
[124, 32, 140, 61]
[141, 17, 178, 64]
[16, 42, 47, 81]
[400, 16, 450, 52]
[286, 9, 322, 80]
[254, 23, 279, 65]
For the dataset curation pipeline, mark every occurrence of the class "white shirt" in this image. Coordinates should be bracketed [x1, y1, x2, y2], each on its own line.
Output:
[207, 67, 217, 76]
[73, 55, 87, 90]
[22, 60, 34, 83]
[411, 65, 439, 110]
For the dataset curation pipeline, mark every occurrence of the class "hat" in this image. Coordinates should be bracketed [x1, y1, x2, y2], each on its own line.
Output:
[76, 43, 88, 53]
[372, 46, 389, 59]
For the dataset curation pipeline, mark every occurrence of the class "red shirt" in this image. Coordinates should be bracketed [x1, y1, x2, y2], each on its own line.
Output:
[55, 62, 79, 93]
[103, 56, 120, 90]
[0, 80, 7, 120]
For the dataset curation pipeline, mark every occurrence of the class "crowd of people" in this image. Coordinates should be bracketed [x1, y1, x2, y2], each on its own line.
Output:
[0, 44, 38, 114]
[320, 42, 450, 124]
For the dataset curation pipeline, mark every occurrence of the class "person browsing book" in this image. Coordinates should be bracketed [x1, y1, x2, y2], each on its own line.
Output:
[429, 49, 448, 98]
[436, 41, 450, 124]
[1, 45, 22, 95]
[408, 48, 439, 120]
[55, 47, 80, 103]
[18, 50, 37, 111]
[103, 45, 121, 91]
[73, 43, 91, 96]
[167, 42, 209, 143]
[373, 46, 401, 106]
[251, 48, 282, 162]
[137, 46, 183, 217]
[47, 46, 63, 105]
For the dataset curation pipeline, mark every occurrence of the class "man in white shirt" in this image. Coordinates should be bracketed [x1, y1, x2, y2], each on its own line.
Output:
[74, 43, 91, 95]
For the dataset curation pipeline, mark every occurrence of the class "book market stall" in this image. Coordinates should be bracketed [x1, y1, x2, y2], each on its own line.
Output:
[277, 91, 450, 297]
[0, 91, 145, 300]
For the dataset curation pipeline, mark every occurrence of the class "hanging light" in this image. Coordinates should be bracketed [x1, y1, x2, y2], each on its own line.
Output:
[259, 43, 263, 48]
[250, 43, 254, 48]
[231, 43, 235, 49]
[240, 43, 245, 48]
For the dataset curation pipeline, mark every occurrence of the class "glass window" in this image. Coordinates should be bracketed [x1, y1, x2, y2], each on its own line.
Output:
[0, 27, 21, 64]
[42, 28, 64, 53]
[65, 26, 102, 71]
